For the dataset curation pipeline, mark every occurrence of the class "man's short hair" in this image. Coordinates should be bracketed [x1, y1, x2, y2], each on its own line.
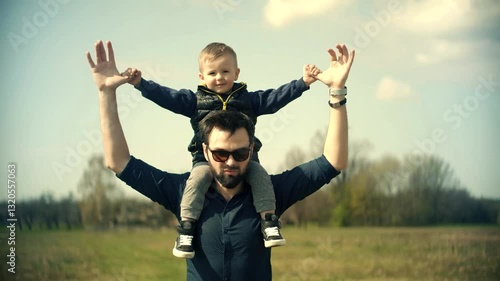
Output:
[198, 42, 238, 70]
[199, 111, 255, 145]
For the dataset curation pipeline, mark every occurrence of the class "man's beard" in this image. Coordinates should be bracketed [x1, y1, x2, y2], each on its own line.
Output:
[210, 164, 245, 189]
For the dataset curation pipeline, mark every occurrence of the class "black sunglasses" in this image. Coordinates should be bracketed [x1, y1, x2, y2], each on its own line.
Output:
[208, 146, 251, 162]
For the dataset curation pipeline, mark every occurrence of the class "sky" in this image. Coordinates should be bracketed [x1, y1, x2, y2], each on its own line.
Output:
[0, 0, 499, 202]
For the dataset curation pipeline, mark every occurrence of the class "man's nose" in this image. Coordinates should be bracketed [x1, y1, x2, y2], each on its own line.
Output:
[225, 155, 236, 165]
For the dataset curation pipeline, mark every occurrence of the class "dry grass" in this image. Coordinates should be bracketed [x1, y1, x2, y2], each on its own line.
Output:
[1, 226, 498, 280]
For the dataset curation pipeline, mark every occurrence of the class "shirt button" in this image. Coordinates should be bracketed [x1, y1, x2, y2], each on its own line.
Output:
[223, 228, 228, 233]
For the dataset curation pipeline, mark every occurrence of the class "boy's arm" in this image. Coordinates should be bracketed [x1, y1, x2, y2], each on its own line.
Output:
[250, 64, 321, 116]
[123, 67, 197, 118]
[250, 78, 308, 116]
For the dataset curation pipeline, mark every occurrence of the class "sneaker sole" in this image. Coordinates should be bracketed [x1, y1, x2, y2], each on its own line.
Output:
[264, 239, 286, 248]
[172, 242, 195, 259]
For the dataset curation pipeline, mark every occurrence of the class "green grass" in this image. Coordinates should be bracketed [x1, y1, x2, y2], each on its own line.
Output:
[1, 226, 499, 280]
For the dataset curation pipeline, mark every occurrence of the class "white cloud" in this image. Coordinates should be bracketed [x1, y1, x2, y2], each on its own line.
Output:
[376, 76, 415, 101]
[415, 39, 496, 65]
[263, 0, 343, 28]
[394, 0, 474, 35]
[394, 0, 500, 35]
[415, 39, 467, 65]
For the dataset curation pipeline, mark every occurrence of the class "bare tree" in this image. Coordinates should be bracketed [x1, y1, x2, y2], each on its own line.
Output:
[78, 154, 123, 229]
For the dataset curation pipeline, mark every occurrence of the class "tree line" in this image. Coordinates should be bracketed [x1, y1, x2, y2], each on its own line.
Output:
[1, 136, 498, 230]
[280, 133, 500, 227]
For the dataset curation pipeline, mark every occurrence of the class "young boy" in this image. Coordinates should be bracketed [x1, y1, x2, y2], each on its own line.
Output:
[123, 42, 320, 259]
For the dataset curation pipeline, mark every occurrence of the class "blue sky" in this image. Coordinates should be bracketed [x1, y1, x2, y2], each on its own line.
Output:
[1, 0, 499, 201]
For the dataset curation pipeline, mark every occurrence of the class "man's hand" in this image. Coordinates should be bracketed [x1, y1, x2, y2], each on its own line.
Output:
[315, 44, 355, 89]
[86, 40, 131, 92]
[303, 64, 322, 87]
[122, 67, 142, 87]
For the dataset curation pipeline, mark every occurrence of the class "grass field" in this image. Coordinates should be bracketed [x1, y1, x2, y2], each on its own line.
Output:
[1, 226, 499, 281]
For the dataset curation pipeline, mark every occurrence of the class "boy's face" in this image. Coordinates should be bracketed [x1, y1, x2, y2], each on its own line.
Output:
[199, 53, 240, 94]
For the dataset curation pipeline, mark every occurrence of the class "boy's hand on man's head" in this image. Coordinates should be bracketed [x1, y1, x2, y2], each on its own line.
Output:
[303, 64, 322, 87]
[121, 67, 142, 86]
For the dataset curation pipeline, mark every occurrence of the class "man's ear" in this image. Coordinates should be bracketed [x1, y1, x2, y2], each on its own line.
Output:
[202, 143, 209, 160]
[198, 72, 204, 81]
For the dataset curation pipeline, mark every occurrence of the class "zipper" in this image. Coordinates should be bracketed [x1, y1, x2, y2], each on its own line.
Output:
[201, 83, 246, 110]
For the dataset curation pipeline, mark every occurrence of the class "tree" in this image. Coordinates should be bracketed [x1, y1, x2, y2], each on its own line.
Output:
[78, 154, 122, 229]
[395, 154, 463, 225]
[329, 139, 374, 226]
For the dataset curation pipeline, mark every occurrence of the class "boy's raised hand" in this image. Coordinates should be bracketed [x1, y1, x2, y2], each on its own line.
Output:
[303, 64, 322, 87]
[121, 67, 142, 87]
[315, 44, 355, 89]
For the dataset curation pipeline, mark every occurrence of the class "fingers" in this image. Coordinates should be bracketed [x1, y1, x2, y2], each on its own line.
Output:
[107, 41, 115, 62]
[304, 64, 322, 79]
[120, 67, 142, 86]
[95, 41, 102, 63]
[347, 49, 356, 68]
[327, 48, 337, 62]
[334, 44, 348, 63]
[121, 68, 141, 78]
[86, 51, 96, 68]
[341, 44, 348, 63]
[95, 40, 106, 63]
[309, 64, 322, 76]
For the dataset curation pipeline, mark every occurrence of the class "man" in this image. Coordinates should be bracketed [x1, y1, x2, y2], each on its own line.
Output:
[86, 40, 354, 281]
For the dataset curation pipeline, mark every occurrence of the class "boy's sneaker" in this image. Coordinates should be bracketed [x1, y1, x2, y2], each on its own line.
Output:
[172, 220, 196, 259]
[261, 213, 286, 248]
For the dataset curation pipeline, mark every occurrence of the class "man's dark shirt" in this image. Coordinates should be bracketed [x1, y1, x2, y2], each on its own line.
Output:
[117, 155, 339, 281]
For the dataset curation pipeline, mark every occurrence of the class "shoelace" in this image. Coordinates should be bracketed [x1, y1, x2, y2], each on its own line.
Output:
[264, 226, 281, 238]
[178, 234, 193, 246]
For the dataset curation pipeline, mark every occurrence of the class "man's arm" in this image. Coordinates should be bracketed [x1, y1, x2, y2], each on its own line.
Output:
[86, 40, 131, 174]
[316, 44, 355, 170]
[273, 44, 355, 214]
[117, 156, 186, 216]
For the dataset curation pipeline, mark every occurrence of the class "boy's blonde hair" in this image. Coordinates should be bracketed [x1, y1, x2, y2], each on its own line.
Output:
[198, 42, 238, 70]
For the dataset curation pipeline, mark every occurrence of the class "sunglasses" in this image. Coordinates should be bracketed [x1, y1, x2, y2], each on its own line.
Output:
[208, 146, 251, 162]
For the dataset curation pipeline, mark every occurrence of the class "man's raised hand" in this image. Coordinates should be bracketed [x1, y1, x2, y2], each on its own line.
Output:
[86, 40, 130, 91]
[315, 44, 355, 89]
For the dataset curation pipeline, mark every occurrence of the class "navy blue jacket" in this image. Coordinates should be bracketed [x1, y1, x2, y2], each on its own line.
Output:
[135, 78, 309, 164]
[117, 155, 340, 280]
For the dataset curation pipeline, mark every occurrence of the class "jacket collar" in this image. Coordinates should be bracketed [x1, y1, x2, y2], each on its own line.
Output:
[197, 82, 247, 95]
